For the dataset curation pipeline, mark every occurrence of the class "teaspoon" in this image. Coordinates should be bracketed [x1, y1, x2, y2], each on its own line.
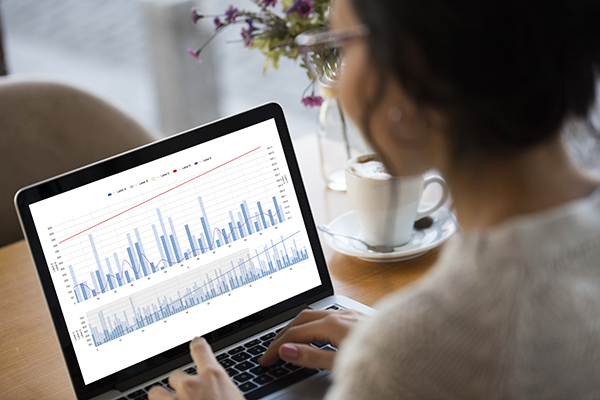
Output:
[317, 224, 396, 253]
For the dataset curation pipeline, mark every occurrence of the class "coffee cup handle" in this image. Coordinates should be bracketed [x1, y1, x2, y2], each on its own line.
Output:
[416, 175, 449, 219]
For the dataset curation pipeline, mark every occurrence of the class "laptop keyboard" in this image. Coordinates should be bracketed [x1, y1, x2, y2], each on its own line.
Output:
[120, 304, 341, 400]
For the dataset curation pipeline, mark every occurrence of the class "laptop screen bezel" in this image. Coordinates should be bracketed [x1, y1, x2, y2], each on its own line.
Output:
[15, 102, 334, 399]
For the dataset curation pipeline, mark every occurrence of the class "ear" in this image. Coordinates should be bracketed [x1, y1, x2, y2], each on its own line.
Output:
[387, 80, 419, 129]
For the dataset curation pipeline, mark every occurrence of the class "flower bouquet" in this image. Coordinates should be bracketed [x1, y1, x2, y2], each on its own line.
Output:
[188, 0, 335, 107]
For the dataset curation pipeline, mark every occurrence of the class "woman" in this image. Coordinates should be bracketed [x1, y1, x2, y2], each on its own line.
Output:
[150, 0, 600, 398]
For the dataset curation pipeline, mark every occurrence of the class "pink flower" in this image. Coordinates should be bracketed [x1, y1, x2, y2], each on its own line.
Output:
[214, 16, 224, 32]
[191, 7, 202, 25]
[296, 1, 314, 18]
[187, 48, 202, 63]
[224, 5, 239, 24]
[301, 95, 323, 107]
[241, 27, 254, 47]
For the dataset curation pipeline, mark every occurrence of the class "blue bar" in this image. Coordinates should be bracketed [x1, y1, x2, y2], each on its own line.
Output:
[89, 235, 105, 289]
[125, 271, 131, 283]
[237, 211, 247, 236]
[198, 235, 206, 254]
[198, 196, 213, 247]
[126, 233, 138, 271]
[255, 221, 260, 232]
[68, 265, 79, 301]
[279, 205, 285, 221]
[237, 221, 244, 238]
[126, 247, 139, 280]
[216, 239, 221, 248]
[95, 270, 104, 293]
[273, 197, 283, 223]
[170, 235, 180, 262]
[116, 272, 123, 287]
[241, 203, 252, 234]
[201, 217, 212, 251]
[156, 209, 174, 265]
[268, 210, 275, 226]
[134, 228, 147, 269]
[152, 224, 166, 266]
[82, 283, 89, 300]
[228, 222, 237, 241]
[222, 228, 228, 244]
[257, 202, 268, 230]
[107, 274, 114, 290]
[160, 236, 172, 266]
[185, 225, 196, 257]
[135, 242, 147, 277]
[168, 217, 183, 262]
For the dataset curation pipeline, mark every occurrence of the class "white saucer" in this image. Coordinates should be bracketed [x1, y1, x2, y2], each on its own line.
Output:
[321, 207, 458, 262]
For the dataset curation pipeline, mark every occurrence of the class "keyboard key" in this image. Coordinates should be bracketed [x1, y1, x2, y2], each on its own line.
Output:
[326, 305, 340, 310]
[284, 363, 302, 371]
[245, 368, 320, 400]
[133, 395, 148, 400]
[226, 367, 239, 377]
[260, 332, 276, 341]
[185, 367, 197, 374]
[231, 352, 251, 362]
[263, 339, 273, 347]
[234, 361, 255, 372]
[127, 390, 145, 399]
[233, 372, 253, 383]
[244, 339, 261, 348]
[219, 358, 235, 368]
[272, 359, 286, 367]
[144, 382, 163, 392]
[252, 374, 274, 385]
[268, 367, 290, 378]
[311, 341, 327, 348]
[238, 381, 258, 393]
[250, 355, 261, 364]
[228, 346, 245, 355]
[216, 353, 229, 361]
[249, 365, 271, 376]
[247, 345, 267, 356]
[275, 327, 284, 333]
[322, 345, 338, 351]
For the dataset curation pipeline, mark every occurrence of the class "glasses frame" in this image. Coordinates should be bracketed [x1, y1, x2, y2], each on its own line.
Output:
[295, 25, 370, 83]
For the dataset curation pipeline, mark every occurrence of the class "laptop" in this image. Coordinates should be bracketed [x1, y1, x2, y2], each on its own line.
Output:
[15, 102, 375, 400]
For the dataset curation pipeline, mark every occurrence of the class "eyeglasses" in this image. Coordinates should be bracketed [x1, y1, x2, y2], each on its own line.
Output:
[295, 25, 369, 83]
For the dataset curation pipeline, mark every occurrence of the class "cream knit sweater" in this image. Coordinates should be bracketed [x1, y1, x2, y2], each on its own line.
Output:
[326, 186, 600, 400]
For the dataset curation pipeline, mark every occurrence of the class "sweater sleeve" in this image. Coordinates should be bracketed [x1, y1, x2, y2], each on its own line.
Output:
[324, 282, 507, 400]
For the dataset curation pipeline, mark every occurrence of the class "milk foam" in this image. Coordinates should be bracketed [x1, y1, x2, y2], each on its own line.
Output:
[350, 160, 392, 180]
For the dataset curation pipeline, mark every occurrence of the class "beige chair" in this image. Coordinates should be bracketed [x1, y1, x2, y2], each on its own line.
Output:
[0, 76, 156, 247]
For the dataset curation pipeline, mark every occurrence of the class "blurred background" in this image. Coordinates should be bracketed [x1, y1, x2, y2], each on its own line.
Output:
[0, 0, 320, 138]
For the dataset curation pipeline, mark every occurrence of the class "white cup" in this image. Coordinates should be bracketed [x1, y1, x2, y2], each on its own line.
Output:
[345, 155, 449, 247]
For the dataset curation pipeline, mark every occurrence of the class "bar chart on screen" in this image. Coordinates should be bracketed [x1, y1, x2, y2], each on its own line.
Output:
[87, 231, 309, 346]
[48, 142, 295, 305]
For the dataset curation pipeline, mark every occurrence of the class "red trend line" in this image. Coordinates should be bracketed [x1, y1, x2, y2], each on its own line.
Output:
[59, 146, 261, 244]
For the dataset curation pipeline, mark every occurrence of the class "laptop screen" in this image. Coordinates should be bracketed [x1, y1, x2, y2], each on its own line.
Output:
[28, 117, 323, 385]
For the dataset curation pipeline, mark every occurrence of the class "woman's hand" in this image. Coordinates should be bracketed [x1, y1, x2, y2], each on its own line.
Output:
[259, 309, 365, 370]
[148, 337, 244, 400]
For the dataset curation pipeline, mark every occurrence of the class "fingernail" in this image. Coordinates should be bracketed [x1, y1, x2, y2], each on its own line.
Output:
[190, 336, 199, 349]
[280, 344, 299, 360]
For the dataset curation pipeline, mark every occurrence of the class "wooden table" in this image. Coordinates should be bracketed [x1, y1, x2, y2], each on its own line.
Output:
[0, 135, 442, 399]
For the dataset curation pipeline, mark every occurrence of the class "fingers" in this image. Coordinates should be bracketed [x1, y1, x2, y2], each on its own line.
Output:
[278, 343, 337, 370]
[148, 385, 175, 400]
[260, 309, 363, 367]
[189, 337, 221, 374]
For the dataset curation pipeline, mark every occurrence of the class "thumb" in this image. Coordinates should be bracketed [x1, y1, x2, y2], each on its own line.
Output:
[190, 337, 220, 373]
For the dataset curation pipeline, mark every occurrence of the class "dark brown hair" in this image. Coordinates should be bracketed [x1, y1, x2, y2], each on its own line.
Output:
[350, 0, 600, 157]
